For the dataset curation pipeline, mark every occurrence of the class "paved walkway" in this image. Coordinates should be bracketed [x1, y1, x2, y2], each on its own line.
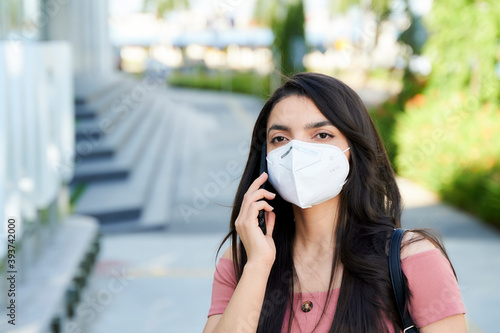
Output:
[80, 87, 499, 333]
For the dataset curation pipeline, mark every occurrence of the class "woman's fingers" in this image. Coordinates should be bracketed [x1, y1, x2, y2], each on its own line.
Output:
[234, 173, 277, 267]
[236, 201, 273, 230]
[247, 188, 276, 202]
[251, 201, 274, 214]
[247, 172, 268, 194]
[265, 211, 276, 237]
[240, 175, 275, 218]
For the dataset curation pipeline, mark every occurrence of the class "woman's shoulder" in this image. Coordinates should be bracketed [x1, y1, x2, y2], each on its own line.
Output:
[213, 247, 238, 287]
[222, 246, 234, 260]
[219, 247, 239, 272]
[398, 232, 466, 327]
[221, 245, 246, 263]
[400, 231, 439, 260]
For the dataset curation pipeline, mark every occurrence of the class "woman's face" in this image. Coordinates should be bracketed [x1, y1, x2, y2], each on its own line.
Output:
[266, 95, 350, 161]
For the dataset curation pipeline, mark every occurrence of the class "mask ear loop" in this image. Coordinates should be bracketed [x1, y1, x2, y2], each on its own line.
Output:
[331, 146, 350, 157]
[340, 146, 351, 186]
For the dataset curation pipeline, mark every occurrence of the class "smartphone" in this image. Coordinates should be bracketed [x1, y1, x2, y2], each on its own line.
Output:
[257, 141, 267, 235]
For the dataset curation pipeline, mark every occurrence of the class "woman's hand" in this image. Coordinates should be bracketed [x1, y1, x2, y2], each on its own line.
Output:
[204, 176, 277, 333]
[235, 172, 277, 269]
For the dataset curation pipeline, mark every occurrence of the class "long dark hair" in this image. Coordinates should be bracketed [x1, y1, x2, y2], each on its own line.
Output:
[216, 72, 455, 332]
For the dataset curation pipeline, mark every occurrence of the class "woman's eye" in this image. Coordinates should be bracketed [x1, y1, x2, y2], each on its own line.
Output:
[316, 132, 333, 139]
[271, 136, 287, 143]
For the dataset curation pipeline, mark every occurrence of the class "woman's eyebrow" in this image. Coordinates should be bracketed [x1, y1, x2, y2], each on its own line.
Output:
[304, 120, 334, 129]
[268, 124, 291, 135]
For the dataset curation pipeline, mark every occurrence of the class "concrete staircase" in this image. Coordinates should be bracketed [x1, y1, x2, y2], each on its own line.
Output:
[71, 73, 183, 234]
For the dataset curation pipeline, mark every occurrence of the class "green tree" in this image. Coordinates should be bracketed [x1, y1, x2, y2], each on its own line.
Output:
[254, 0, 306, 80]
[328, 0, 356, 14]
[143, 0, 189, 19]
[329, 0, 391, 45]
[254, 0, 279, 27]
[374, 0, 500, 226]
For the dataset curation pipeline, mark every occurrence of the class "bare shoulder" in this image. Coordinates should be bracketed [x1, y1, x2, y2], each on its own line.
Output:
[222, 246, 240, 261]
[400, 231, 438, 260]
[222, 246, 233, 260]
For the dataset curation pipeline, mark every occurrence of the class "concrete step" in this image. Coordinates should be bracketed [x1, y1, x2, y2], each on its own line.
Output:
[71, 99, 159, 184]
[74, 74, 123, 105]
[75, 94, 148, 141]
[95, 94, 187, 234]
[75, 79, 137, 120]
[0, 215, 100, 333]
[97, 103, 182, 234]
[74, 101, 170, 223]
[75, 98, 153, 162]
[136, 97, 180, 230]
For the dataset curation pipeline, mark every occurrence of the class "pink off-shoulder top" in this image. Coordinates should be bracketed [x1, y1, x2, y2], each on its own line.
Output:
[207, 248, 466, 332]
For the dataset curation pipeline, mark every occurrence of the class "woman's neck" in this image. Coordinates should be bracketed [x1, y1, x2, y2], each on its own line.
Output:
[292, 196, 340, 261]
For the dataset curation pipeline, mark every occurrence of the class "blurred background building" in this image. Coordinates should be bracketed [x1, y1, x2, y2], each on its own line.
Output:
[1, 0, 499, 332]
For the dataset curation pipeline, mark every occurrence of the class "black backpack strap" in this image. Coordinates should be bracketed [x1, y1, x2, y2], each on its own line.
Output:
[389, 228, 419, 332]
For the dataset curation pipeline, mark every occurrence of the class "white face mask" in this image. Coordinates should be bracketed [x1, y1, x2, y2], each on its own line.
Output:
[266, 139, 350, 209]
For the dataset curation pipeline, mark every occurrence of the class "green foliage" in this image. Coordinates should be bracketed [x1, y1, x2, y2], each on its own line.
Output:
[371, 101, 401, 169]
[441, 164, 500, 227]
[398, 15, 427, 55]
[328, 0, 390, 17]
[271, 0, 307, 78]
[423, 0, 500, 102]
[6, 0, 21, 27]
[254, 0, 280, 26]
[70, 183, 87, 213]
[328, 0, 356, 15]
[167, 69, 271, 99]
[369, 0, 392, 21]
[371, 0, 500, 227]
[254, 0, 306, 80]
[143, 0, 189, 18]
[394, 92, 500, 191]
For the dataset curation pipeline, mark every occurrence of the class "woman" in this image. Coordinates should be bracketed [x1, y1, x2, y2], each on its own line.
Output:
[203, 73, 466, 332]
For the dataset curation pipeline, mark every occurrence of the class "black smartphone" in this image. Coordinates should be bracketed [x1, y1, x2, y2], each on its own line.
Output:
[257, 141, 267, 235]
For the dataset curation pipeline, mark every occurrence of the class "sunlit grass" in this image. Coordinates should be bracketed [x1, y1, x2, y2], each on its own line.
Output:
[167, 69, 271, 99]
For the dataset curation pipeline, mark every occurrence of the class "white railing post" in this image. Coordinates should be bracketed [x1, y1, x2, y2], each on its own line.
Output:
[0, 41, 74, 308]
